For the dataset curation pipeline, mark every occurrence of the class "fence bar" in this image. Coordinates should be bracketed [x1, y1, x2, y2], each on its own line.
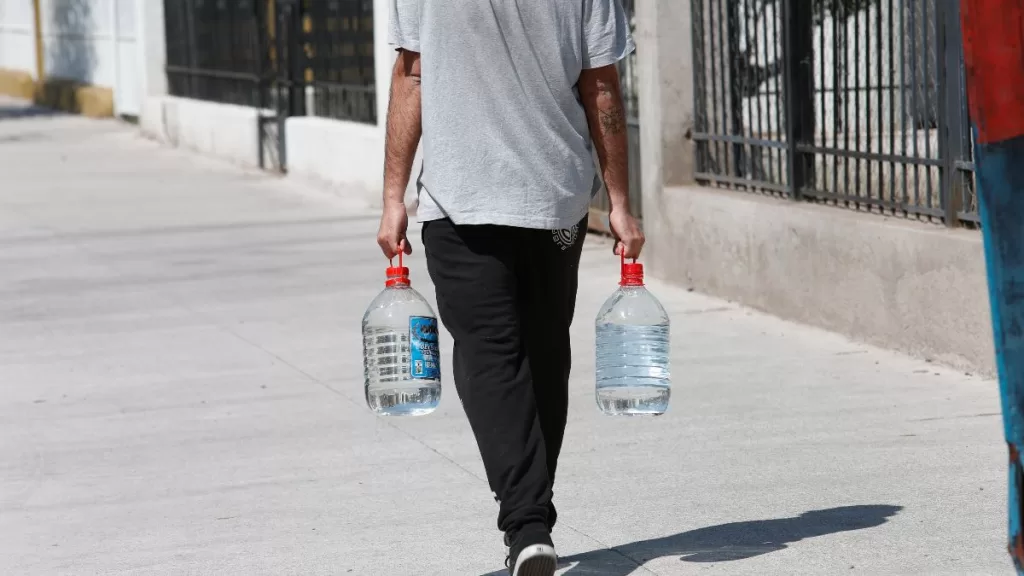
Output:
[875, 1, 883, 209]
[726, 0, 745, 178]
[695, 172, 790, 194]
[899, 0, 909, 209]
[692, 0, 707, 177]
[797, 143, 943, 167]
[693, 132, 787, 149]
[888, 0, 896, 213]
[801, 189, 944, 217]
[745, 0, 763, 185]
[939, 1, 967, 226]
[781, 0, 814, 198]
[288, 0, 305, 118]
[274, 0, 294, 168]
[961, 0, 1024, 572]
[771, 1, 784, 188]
[843, 2, 852, 205]
[853, 0, 862, 211]
[184, 0, 198, 98]
[715, 0, 728, 177]
[820, 0, 829, 201]
[253, 0, 267, 170]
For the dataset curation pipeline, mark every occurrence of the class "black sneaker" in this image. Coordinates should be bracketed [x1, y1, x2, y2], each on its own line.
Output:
[504, 525, 556, 576]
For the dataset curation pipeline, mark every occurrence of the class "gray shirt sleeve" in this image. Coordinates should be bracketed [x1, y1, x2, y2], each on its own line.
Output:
[388, 0, 421, 52]
[581, 0, 636, 69]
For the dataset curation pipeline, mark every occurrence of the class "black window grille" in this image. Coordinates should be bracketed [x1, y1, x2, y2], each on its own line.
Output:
[303, 0, 377, 123]
[164, 0, 267, 108]
[163, 0, 377, 125]
[692, 0, 977, 226]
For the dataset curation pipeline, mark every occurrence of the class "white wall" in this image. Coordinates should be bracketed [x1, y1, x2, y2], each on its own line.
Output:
[0, 0, 37, 77]
[286, 117, 385, 203]
[143, 96, 267, 170]
[136, 0, 164, 100]
[285, 115, 421, 210]
[111, 0, 138, 114]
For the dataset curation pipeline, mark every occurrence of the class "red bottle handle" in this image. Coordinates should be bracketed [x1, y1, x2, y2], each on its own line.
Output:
[620, 251, 644, 287]
[386, 252, 411, 287]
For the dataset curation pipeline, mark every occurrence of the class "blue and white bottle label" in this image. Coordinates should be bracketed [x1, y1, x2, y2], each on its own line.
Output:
[409, 316, 440, 380]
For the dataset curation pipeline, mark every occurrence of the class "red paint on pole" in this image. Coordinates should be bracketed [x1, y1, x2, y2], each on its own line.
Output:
[961, 0, 1024, 144]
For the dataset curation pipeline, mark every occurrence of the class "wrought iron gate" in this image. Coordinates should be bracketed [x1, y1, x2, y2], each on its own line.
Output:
[262, 0, 305, 170]
[164, 0, 378, 172]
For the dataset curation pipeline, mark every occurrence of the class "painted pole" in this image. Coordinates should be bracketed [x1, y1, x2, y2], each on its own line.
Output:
[31, 0, 44, 82]
[960, 1, 1024, 572]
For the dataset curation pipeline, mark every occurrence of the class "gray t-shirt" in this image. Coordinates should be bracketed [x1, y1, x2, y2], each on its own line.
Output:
[388, 0, 635, 230]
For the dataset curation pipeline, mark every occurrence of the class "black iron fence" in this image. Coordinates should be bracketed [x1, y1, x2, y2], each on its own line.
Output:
[164, 0, 377, 126]
[692, 0, 977, 226]
[303, 0, 376, 123]
[164, 0, 267, 108]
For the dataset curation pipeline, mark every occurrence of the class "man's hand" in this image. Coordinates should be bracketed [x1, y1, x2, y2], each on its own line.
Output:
[609, 206, 644, 259]
[377, 200, 412, 259]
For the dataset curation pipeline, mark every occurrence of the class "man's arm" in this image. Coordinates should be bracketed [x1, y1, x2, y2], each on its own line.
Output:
[578, 64, 645, 258]
[378, 49, 422, 258]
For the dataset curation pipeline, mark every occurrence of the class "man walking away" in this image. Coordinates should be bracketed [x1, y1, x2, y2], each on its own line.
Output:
[377, 1, 643, 574]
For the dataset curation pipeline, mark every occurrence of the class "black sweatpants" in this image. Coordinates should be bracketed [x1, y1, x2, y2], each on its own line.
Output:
[422, 217, 586, 534]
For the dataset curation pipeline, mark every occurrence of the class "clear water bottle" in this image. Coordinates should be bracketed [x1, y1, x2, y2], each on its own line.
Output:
[595, 255, 671, 415]
[362, 254, 441, 416]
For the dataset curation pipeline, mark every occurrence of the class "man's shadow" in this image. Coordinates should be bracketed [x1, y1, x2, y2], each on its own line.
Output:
[482, 505, 902, 575]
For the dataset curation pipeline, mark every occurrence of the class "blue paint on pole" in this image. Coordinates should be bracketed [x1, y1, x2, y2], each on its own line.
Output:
[974, 133, 1024, 572]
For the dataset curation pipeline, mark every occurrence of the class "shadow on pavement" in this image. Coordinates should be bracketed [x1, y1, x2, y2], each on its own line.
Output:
[481, 505, 903, 575]
[0, 105, 60, 120]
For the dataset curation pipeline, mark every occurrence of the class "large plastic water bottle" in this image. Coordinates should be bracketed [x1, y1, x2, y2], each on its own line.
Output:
[595, 254, 671, 415]
[362, 254, 441, 416]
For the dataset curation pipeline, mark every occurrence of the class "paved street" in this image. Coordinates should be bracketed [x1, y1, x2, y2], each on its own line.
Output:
[0, 99, 1009, 575]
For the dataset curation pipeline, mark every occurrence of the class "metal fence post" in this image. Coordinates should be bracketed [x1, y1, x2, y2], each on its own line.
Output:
[726, 0, 745, 179]
[274, 0, 293, 170]
[938, 0, 966, 226]
[183, 0, 198, 98]
[287, 0, 306, 119]
[254, 0, 268, 170]
[781, 0, 815, 199]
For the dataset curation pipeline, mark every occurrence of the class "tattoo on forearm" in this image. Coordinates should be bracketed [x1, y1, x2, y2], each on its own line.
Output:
[599, 106, 626, 135]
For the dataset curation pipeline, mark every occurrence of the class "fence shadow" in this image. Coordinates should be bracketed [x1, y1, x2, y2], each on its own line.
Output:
[0, 105, 59, 121]
[480, 504, 902, 576]
[47, 0, 97, 83]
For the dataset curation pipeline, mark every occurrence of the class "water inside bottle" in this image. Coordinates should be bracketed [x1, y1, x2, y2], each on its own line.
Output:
[595, 322, 671, 415]
[363, 325, 442, 416]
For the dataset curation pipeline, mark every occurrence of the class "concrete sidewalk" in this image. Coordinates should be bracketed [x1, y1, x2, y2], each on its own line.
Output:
[0, 101, 1007, 575]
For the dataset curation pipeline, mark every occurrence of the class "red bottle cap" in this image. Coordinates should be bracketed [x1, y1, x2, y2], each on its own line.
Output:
[386, 253, 411, 287]
[620, 252, 644, 287]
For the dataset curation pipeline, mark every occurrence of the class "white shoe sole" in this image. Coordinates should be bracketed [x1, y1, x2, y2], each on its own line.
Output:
[512, 544, 557, 576]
